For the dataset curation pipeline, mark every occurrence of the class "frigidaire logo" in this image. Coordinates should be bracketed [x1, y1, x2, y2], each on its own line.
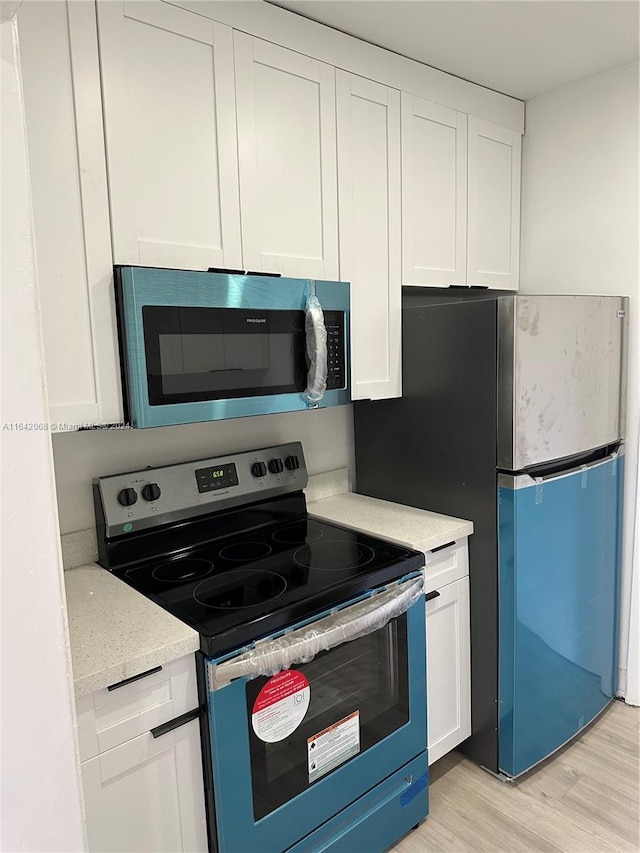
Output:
[246, 318, 267, 324]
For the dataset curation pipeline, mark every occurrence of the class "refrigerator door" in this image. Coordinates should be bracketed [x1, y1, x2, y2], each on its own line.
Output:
[497, 449, 623, 778]
[498, 295, 628, 470]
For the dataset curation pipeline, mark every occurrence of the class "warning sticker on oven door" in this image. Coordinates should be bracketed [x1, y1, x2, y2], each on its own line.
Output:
[307, 710, 360, 782]
[252, 670, 310, 743]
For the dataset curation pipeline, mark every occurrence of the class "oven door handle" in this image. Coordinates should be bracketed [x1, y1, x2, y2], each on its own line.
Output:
[208, 576, 424, 691]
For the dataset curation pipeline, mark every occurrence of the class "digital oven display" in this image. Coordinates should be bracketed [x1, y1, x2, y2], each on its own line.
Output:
[195, 463, 239, 493]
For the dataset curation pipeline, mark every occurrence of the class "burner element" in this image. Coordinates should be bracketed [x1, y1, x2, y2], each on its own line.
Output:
[193, 569, 287, 609]
[219, 542, 273, 562]
[152, 558, 213, 583]
[272, 521, 324, 545]
[293, 541, 376, 571]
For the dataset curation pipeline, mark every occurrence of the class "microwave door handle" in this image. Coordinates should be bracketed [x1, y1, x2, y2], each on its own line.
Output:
[303, 294, 328, 407]
[209, 576, 424, 690]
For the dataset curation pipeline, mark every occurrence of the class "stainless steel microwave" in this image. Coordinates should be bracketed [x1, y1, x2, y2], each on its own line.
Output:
[115, 266, 350, 428]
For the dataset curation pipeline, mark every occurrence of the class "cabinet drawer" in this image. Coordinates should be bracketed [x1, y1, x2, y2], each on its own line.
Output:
[77, 655, 197, 760]
[424, 539, 468, 593]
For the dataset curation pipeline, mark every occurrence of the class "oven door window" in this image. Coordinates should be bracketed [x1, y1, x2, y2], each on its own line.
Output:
[142, 306, 306, 405]
[245, 615, 409, 821]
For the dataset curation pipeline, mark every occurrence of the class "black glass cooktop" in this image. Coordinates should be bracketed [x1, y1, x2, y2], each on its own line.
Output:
[118, 516, 424, 657]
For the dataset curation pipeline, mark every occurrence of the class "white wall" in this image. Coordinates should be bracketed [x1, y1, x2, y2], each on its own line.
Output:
[52, 406, 354, 533]
[520, 61, 639, 698]
[0, 16, 85, 852]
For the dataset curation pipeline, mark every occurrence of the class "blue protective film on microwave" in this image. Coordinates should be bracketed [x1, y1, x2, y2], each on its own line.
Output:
[117, 267, 350, 427]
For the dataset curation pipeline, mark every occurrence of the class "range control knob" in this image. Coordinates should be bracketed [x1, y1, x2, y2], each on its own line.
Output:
[268, 458, 284, 474]
[251, 461, 267, 478]
[285, 455, 300, 471]
[142, 483, 161, 502]
[117, 487, 138, 507]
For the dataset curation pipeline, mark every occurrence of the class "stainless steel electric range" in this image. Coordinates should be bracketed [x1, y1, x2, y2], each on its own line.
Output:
[94, 442, 429, 853]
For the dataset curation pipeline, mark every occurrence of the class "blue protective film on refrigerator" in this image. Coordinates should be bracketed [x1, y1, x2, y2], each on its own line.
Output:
[498, 454, 622, 777]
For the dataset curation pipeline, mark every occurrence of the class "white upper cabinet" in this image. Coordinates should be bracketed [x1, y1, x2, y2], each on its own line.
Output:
[337, 72, 402, 400]
[19, 0, 524, 424]
[18, 0, 122, 426]
[97, 1, 242, 271]
[402, 95, 468, 287]
[467, 117, 521, 290]
[234, 34, 339, 279]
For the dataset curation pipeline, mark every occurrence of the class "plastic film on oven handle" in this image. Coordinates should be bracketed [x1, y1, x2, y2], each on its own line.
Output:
[209, 576, 424, 691]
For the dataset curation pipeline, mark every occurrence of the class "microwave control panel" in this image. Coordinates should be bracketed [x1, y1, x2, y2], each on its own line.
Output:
[324, 311, 346, 390]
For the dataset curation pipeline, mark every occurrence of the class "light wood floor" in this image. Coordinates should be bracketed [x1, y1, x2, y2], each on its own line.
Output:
[393, 699, 640, 853]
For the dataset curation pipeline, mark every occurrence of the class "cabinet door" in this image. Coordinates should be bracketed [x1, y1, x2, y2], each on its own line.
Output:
[426, 577, 471, 765]
[81, 720, 206, 853]
[97, 1, 242, 270]
[402, 95, 467, 287]
[337, 72, 401, 400]
[18, 0, 122, 426]
[235, 33, 339, 278]
[467, 117, 521, 289]
[80, 655, 206, 852]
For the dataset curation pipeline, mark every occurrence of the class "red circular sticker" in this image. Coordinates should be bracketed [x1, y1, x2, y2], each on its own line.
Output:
[252, 670, 310, 742]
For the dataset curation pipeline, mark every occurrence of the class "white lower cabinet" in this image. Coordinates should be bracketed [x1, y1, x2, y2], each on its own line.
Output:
[77, 655, 207, 853]
[424, 541, 471, 765]
[81, 719, 204, 853]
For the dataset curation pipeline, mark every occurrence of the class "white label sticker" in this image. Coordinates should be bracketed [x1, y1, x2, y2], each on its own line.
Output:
[251, 670, 310, 743]
[307, 710, 360, 782]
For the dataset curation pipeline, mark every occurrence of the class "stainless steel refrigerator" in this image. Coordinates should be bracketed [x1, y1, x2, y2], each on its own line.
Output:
[354, 289, 627, 777]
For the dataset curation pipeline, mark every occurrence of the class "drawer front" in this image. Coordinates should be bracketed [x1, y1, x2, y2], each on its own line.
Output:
[424, 539, 468, 593]
[77, 654, 198, 759]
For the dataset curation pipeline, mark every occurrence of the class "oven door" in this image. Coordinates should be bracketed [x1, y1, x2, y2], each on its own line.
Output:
[205, 576, 428, 853]
[115, 266, 350, 428]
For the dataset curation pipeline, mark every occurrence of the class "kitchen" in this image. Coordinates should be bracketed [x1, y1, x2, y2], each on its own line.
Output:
[1, 0, 638, 851]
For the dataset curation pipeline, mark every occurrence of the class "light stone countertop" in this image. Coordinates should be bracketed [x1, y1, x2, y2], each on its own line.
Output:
[308, 492, 473, 552]
[65, 565, 199, 697]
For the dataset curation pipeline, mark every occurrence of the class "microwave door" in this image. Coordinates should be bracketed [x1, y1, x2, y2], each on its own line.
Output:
[156, 329, 270, 396]
[143, 306, 307, 406]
